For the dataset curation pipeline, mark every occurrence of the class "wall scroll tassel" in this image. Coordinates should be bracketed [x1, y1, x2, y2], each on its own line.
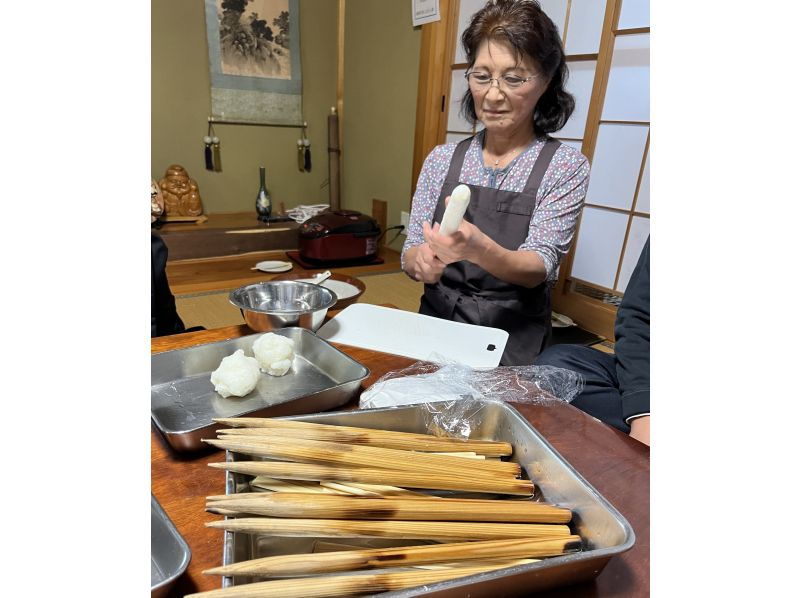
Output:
[212, 136, 222, 172]
[204, 136, 214, 170]
[297, 139, 305, 172]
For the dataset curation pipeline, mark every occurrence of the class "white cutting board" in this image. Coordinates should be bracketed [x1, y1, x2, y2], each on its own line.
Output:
[316, 304, 508, 367]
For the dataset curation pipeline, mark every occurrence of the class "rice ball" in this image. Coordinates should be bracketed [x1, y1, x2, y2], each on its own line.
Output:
[252, 332, 295, 376]
[210, 349, 260, 398]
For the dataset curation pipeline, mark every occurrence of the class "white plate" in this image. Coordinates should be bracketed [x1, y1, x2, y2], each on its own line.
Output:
[294, 279, 360, 300]
[321, 280, 360, 300]
[254, 261, 293, 273]
[551, 312, 575, 328]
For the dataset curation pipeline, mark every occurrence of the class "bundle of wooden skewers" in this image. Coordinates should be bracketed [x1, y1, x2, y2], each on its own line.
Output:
[187, 417, 581, 598]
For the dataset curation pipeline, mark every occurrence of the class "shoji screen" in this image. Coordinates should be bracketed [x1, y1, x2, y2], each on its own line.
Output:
[444, 0, 486, 144]
[412, 0, 651, 337]
[540, 0, 605, 151]
[568, 2, 649, 304]
[543, 0, 651, 336]
[446, 0, 608, 152]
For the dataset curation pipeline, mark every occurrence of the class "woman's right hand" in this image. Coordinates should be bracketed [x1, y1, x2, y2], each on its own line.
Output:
[407, 242, 446, 283]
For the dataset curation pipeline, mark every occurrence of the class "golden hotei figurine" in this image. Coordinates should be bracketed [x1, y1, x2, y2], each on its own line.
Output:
[158, 165, 204, 217]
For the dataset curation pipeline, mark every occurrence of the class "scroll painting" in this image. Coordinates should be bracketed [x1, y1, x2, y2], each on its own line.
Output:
[205, 0, 302, 124]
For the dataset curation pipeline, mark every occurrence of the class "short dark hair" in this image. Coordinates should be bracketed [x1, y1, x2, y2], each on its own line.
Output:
[460, 0, 575, 136]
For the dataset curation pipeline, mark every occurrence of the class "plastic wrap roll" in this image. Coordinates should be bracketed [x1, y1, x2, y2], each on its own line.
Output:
[328, 107, 341, 210]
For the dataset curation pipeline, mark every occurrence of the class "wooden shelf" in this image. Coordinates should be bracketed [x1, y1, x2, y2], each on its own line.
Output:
[166, 246, 403, 296]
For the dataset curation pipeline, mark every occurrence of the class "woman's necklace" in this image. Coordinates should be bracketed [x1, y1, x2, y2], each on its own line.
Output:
[485, 140, 530, 169]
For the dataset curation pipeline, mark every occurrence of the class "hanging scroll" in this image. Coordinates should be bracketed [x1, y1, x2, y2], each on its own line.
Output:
[204, 0, 302, 124]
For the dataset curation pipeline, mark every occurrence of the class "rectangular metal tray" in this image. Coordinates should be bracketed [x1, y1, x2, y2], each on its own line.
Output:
[151, 494, 191, 598]
[219, 400, 635, 597]
[151, 327, 370, 452]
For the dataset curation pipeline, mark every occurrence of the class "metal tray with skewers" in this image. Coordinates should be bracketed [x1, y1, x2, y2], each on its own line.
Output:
[196, 400, 634, 598]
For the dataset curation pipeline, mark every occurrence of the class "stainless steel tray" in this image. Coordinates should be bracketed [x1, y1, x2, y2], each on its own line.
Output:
[151, 494, 191, 598]
[151, 327, 370, 452]
[219, 400, 635, 597]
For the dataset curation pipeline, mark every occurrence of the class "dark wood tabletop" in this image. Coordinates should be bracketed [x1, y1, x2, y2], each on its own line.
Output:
[151, 325, 649, 597]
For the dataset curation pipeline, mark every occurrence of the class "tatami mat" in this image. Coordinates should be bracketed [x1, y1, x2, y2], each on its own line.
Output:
[174, 271, 424, 331]
[173, 272, 613, 354]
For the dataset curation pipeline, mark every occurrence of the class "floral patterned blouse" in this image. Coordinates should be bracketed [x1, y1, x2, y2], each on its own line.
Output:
[401, 131, 590, 284]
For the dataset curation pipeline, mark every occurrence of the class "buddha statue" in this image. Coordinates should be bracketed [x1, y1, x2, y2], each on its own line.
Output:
[158, 165, 204, 217]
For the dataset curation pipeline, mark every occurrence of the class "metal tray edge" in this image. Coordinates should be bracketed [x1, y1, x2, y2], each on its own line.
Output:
[151, 494, 192, 596]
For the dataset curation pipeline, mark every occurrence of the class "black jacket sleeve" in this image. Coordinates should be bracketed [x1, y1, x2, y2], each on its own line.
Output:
[614, 237, 649, 422]
[151, 233, 185, 337]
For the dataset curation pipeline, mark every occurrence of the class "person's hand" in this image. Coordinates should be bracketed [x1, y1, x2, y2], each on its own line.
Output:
[629, 416, 650, 446]
[411, 240, 447, 284]
[423, 201, 488, 266]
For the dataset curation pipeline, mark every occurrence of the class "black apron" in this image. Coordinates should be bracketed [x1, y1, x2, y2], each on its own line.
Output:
[419, 135, 561, 366]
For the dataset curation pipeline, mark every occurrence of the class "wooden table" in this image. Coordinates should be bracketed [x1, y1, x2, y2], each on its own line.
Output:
[152, 325, 649, 597]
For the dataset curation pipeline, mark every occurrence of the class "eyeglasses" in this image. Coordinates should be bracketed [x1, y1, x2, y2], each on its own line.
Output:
[465, 71, 538, 91]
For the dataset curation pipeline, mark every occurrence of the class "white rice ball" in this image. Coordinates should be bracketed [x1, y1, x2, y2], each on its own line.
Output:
[265, 358, 293, 377]
[252, 332, 295, 376]
[210, 349, 260, 398]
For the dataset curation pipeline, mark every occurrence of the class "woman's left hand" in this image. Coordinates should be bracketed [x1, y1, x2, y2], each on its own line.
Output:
[422, 219, 488, 265]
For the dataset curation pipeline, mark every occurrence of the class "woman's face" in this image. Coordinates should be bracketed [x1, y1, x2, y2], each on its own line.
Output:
[470, 39, 548, 137]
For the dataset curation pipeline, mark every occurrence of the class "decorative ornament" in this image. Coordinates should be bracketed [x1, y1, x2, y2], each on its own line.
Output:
[158, 165, 204, 217]
[203, 122, 222, 172]
[301, 122, 311, 172]
[203, 136, 214, 170]
[297, 139, 305, 172]
[212, 136, 222, 172]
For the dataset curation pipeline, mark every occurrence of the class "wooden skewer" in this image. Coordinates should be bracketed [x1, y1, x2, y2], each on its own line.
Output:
[203, 535, 581, 577]
[209, 461, 534, 496]
[413, 557, 539, 570]
[204, 492, 572, 523]
[187, 561, 529, 598]
[311, 540, 370, 553]
[318, 481, 431, 497]
[217, 430, 484, 461]
[207, 517, 572, 541]
[211, 434, 517, 477]
[213, 417, 513, 457]
[318, 481, 383, 497]
[203, 436, 520, 478]
[249, 477, 340, 494]
[430, 451, 485, 459]
[208, 507, 239, 517]
[223, 431, 489, 461]
[246, 477, 427, 498]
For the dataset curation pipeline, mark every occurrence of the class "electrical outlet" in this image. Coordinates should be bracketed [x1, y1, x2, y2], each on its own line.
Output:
[400, 211, 410, 234]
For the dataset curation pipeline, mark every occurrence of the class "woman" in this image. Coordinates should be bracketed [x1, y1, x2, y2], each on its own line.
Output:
[402, 0, 589, 366]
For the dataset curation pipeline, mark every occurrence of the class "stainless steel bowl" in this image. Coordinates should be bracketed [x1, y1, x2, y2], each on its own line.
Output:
[229, 280, 338, 332]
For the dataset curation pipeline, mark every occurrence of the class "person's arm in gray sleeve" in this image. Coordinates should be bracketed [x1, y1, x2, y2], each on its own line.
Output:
[614, 237, 650, 440]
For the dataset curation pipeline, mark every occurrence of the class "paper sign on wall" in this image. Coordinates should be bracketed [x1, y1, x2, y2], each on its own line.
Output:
[412, 0, 440, 26]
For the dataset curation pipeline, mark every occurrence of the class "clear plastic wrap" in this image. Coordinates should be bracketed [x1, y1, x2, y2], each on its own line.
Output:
[358, 358, 584, 440]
